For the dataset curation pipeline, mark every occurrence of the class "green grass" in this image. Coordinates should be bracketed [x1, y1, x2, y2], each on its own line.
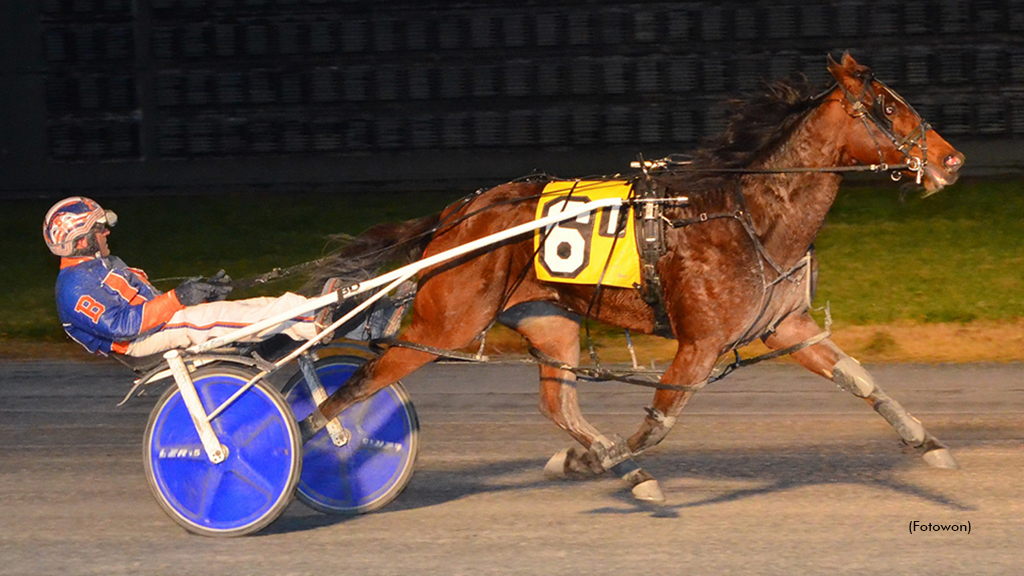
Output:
[2, 178, 1021, 343]
[816, 179, 1024, 324]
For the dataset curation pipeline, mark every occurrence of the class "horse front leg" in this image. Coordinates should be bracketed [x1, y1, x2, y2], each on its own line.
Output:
[763, 312, 958, 469]
[627, 341, 719, 456]
[503, 304, 664, 502]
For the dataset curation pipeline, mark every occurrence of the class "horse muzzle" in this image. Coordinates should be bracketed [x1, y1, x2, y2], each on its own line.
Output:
[922, 151, 965, 195]
[943, 152, 965, 173]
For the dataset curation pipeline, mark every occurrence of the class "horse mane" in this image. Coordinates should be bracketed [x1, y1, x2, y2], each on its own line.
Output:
[696, 74, 829, 168]
[655, 74, 831, 198]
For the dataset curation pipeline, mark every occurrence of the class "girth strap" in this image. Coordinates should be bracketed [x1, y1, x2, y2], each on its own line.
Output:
[632, 175, 674, 337]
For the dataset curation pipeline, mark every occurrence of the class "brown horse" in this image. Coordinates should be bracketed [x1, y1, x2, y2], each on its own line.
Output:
[303, 53, 965, 502]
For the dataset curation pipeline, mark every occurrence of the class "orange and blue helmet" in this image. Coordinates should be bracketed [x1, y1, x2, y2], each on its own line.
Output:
[43, 196, 117, 256]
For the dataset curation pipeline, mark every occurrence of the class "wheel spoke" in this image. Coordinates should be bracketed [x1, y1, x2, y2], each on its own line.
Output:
[196, 465, 226, 520]
[234, 412, 276, 450]
[338, 456, 358, 503]
[230, 454, 277, 498]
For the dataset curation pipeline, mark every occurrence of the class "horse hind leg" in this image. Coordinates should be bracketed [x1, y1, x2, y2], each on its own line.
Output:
[302, 289, 501, 443]
[501, 303, 665, 502]
[765, 313, 958, 469]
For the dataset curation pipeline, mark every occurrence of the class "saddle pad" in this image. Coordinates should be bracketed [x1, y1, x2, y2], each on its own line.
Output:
[533, 180, 640, 288]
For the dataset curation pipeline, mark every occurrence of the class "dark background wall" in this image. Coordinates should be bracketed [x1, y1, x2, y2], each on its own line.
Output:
[2, 0, 1023, 198]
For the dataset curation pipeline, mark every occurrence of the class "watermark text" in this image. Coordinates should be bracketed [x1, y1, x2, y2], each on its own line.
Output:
[909, 520, 970, 534]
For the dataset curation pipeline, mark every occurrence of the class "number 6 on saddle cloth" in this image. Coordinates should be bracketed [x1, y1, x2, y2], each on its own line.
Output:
[535, 180, 641, 288]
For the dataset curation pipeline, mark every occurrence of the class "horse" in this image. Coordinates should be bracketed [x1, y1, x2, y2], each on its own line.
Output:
[302, 53, 966, 502]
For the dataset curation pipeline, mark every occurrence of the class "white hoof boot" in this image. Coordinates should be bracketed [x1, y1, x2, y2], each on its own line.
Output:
[631, 479, 665, 502]
[922, 447, 960, 470]
[544, 448, 571, 479]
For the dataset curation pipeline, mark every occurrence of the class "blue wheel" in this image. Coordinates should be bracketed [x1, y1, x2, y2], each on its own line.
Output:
[143, 365, 301, 537]
[283, 355, 418, 515]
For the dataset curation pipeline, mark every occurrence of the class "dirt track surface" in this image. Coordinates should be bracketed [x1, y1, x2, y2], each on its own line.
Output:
[1, 360, 1023, 575]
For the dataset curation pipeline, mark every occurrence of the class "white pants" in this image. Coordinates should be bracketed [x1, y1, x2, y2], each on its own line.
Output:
[124, 293, 321, 357]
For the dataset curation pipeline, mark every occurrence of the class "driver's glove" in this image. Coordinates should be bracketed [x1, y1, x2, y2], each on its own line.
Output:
[175, 270, 233, 306]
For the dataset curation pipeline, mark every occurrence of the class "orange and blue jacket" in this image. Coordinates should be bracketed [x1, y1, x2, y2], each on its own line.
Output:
[55, 256, 183, 355]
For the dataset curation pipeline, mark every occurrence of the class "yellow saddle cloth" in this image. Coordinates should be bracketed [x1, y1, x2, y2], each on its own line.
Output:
[533, 180, 640, 288]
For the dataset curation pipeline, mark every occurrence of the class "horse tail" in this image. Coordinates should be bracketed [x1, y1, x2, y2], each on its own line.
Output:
[303, 212, 442, 294]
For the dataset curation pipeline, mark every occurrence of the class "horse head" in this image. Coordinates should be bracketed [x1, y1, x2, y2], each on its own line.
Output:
[827, 52, 965, 195]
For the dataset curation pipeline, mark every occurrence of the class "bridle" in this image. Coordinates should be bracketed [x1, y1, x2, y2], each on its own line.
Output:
[833, 74, 930, 185]
[633, 77, 931, 184]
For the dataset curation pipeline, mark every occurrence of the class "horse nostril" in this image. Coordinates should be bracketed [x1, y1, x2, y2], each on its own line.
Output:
[943, 154, 964, 172]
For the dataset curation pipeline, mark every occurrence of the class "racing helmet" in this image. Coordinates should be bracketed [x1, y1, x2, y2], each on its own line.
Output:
[43, 196, 118, 257]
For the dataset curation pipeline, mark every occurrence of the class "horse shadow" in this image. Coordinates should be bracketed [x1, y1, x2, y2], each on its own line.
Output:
[264, 440, 974, 534]
[588, 445, 975, 519]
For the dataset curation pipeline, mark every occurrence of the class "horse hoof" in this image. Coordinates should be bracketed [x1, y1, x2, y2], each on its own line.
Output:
[922, 447, 959, 470]
[544, 448, 571, 479]
[631, 479, 665, 503]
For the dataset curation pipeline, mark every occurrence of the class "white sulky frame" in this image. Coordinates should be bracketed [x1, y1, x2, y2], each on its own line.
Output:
[161, 196, 637, 462]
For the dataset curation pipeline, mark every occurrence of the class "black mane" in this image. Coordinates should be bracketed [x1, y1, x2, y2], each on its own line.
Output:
[653, 74, 832, 201]
[694, 74, 830, 168]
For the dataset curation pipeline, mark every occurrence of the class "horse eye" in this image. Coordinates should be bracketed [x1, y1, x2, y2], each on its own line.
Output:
[884, 104, 896, 116]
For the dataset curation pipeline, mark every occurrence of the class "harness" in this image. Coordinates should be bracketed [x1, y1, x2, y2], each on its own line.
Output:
[632, 170, 674, 337]
[630, 172, 822, 353]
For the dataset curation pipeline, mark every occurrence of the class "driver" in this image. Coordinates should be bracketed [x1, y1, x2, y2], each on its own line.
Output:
[44, 196, 342, 358]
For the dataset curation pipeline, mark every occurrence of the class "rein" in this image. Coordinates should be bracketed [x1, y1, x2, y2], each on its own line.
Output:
[631, 158, 923, 181]
[149, 258, 333, 290]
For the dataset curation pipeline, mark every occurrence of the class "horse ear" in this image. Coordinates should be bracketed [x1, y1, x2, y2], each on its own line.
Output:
[826, 53, 843, 78]
[828, 52, 871, 86]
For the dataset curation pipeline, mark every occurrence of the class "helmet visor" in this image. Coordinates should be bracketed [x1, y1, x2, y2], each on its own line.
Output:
[100, 209, 117, 228]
